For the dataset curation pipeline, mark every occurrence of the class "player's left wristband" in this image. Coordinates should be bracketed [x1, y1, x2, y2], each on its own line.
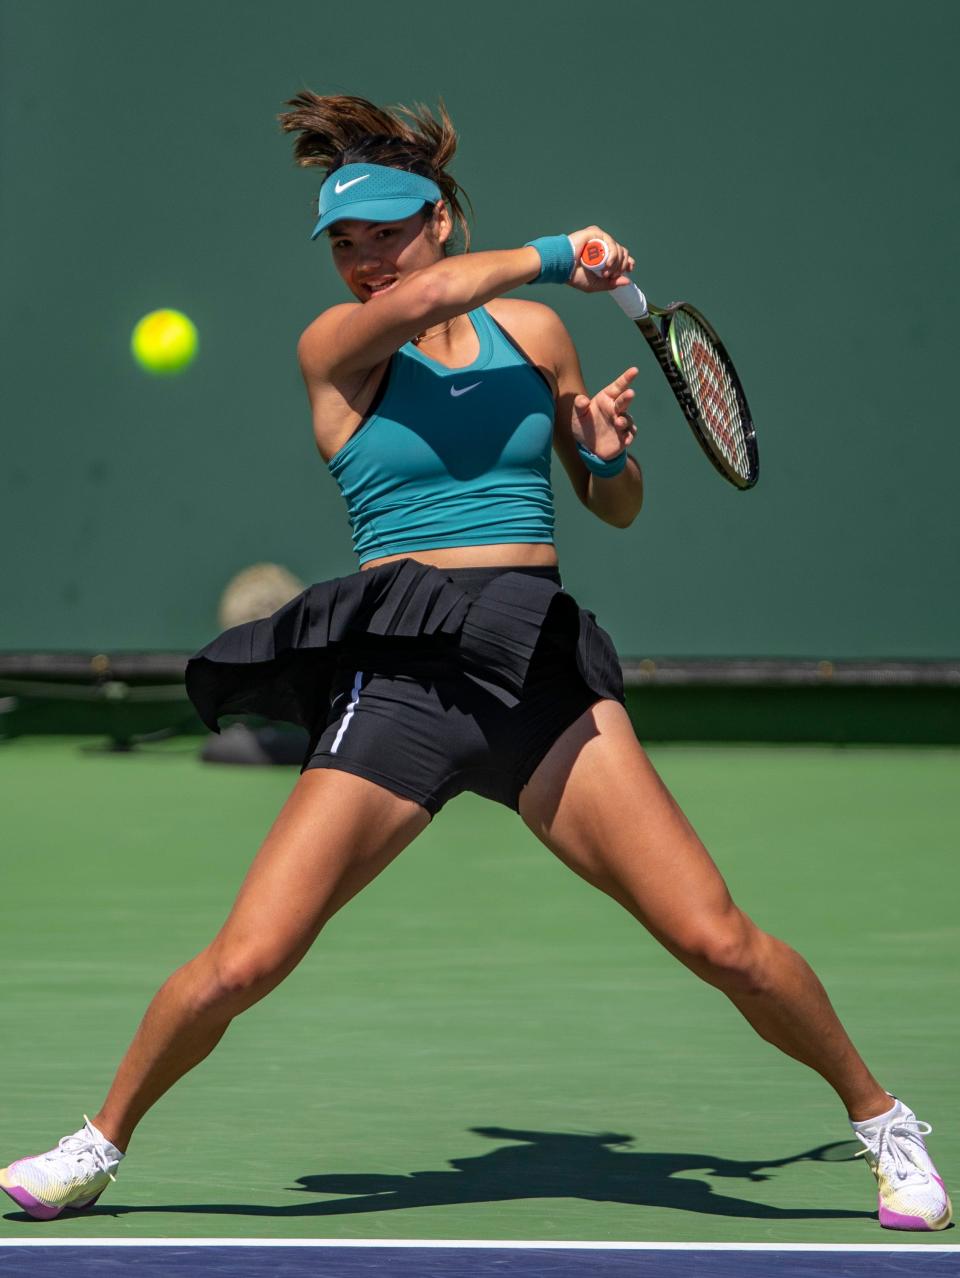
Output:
[524, 235, 575, 284]
[577, 442, 628, 477]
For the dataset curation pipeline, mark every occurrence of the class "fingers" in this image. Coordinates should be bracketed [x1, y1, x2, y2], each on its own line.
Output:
[574, 375, 639, 455]
[567, 227, 635, 293]
[581, 369, 638, 427]
[607, 372, 639, 445]
[602, 243, 632, 283]
[582, 383, 635, 420]
[568, 226, 611, 258]
[612, 394, 634, 430]
[605, 367, 639, 399]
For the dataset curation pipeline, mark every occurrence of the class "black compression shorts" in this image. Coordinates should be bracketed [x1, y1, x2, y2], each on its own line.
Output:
[303, 565, 606, 816]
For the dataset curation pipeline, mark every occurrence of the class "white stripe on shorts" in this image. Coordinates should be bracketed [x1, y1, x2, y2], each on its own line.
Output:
[329, 671, 365, 754]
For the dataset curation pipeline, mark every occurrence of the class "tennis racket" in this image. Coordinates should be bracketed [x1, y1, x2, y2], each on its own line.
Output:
[581, 239, 759, 490]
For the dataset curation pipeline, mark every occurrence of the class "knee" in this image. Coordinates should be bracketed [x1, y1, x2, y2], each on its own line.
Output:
[672, 911, 770, 995]
[189, 943, 294, 1015]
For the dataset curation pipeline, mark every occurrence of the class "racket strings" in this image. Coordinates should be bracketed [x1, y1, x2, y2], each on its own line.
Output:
[670, 311, 751, 482]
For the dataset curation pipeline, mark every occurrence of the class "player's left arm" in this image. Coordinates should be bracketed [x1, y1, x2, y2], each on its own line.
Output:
[546, 309, 644, 528]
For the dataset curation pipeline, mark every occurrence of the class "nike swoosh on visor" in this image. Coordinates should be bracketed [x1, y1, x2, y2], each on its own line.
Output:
[334, 175, 370, 194]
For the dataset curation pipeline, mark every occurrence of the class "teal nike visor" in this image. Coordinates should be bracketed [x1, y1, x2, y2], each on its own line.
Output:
[312, 163, 442, 239]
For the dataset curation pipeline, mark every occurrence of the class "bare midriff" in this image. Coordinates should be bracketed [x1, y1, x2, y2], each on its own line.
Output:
[360, 542, 559, 571]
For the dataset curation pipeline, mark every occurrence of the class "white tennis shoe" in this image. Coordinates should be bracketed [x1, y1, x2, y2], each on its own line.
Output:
[0, 1116, 123, 1220]
[852, 1098, 952, 1230]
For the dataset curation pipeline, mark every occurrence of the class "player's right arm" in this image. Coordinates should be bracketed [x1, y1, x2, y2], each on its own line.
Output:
[297, 228, 633, 383]
[298, 248, 541, 383]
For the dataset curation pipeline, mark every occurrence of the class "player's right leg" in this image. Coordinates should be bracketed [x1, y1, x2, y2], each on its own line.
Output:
[0, 767, 430, 1220]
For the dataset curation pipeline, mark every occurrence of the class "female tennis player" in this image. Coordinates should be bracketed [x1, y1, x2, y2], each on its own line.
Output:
[1, 94, 949, 1232]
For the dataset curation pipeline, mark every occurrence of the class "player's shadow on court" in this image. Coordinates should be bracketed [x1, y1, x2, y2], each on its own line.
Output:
[14, 1125, 877, 1223]
[284, 1126, 872, 1221]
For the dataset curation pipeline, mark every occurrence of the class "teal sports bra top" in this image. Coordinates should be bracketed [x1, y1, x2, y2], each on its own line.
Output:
[327, 306, 556, 565]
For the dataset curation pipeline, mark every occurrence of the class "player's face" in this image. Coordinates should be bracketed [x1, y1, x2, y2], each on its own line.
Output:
[326, 201, 450, 302]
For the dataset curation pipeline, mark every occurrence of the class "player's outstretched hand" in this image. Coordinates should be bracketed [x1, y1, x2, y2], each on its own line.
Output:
[567, 227, 634, 291]
[573, 367, 639, 460]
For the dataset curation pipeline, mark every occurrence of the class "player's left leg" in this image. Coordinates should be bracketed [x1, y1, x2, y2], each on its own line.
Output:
[519, 699, 884, 1114]
[518, 699, 951, 1230]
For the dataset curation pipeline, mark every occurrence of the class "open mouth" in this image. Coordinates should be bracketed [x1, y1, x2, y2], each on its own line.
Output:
[363, 279, 398, 298]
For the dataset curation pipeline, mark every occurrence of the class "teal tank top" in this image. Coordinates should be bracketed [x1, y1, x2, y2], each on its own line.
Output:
[327, 306, 556, 565]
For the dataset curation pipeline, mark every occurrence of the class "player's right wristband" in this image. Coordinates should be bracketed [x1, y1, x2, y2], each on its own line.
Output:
[524, 235, 575, 284]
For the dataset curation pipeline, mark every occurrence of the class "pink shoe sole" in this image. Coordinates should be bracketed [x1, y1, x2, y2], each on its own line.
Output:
[1, 1178, 103, 1221]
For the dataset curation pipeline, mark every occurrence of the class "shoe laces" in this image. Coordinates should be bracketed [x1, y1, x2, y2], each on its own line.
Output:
[855, 1115, 933, 1183]
[42, 1117, 117, 1183]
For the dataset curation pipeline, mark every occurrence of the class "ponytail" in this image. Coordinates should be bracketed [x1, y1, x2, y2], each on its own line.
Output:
[278, 92, 472, 250]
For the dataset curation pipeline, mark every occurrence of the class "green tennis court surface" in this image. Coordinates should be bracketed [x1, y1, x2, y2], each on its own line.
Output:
[1, 738, 956, 1247]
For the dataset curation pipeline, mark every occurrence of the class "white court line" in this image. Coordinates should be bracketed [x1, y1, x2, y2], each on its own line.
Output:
[0, 1239, 956, 1251]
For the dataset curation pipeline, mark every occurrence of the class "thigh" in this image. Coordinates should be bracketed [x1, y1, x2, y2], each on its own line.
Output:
[518, 700, 738, 953]
[212, 767, 430, 976]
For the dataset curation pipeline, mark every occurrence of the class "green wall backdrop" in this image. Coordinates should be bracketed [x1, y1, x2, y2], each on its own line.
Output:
[1, 0, 957, 658]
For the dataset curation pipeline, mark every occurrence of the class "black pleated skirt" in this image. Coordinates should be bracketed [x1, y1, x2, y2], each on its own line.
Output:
[185, 558, 624, 758]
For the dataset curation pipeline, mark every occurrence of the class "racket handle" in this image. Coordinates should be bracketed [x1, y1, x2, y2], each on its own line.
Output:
[580, 238, 649, 320]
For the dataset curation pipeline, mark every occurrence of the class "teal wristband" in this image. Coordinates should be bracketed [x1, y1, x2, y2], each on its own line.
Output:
[577, 442, 627, 477]
[524, 234, 575, 284]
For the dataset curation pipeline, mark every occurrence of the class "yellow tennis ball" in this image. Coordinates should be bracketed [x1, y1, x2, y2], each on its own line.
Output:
[131, 309, 198, 375]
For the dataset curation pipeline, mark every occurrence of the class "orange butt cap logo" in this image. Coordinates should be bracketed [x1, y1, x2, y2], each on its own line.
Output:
[582, 241, 606, 268]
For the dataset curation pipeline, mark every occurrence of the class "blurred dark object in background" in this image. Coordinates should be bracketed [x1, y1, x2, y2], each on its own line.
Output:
[201, 721, 308, 766]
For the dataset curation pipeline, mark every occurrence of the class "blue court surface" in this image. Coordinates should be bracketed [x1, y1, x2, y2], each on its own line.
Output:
[1, 1241, 957, 1277]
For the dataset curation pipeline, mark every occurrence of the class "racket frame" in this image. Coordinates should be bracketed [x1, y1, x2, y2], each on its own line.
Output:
[580, 239, 759, 490]
[639, 300, 759, 490]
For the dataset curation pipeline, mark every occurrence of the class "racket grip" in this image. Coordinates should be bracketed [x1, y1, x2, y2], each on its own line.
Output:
[580, 238, 649, 320]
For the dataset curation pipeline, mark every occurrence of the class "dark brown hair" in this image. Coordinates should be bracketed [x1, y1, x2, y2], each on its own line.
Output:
[278, 92, 472, 251]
